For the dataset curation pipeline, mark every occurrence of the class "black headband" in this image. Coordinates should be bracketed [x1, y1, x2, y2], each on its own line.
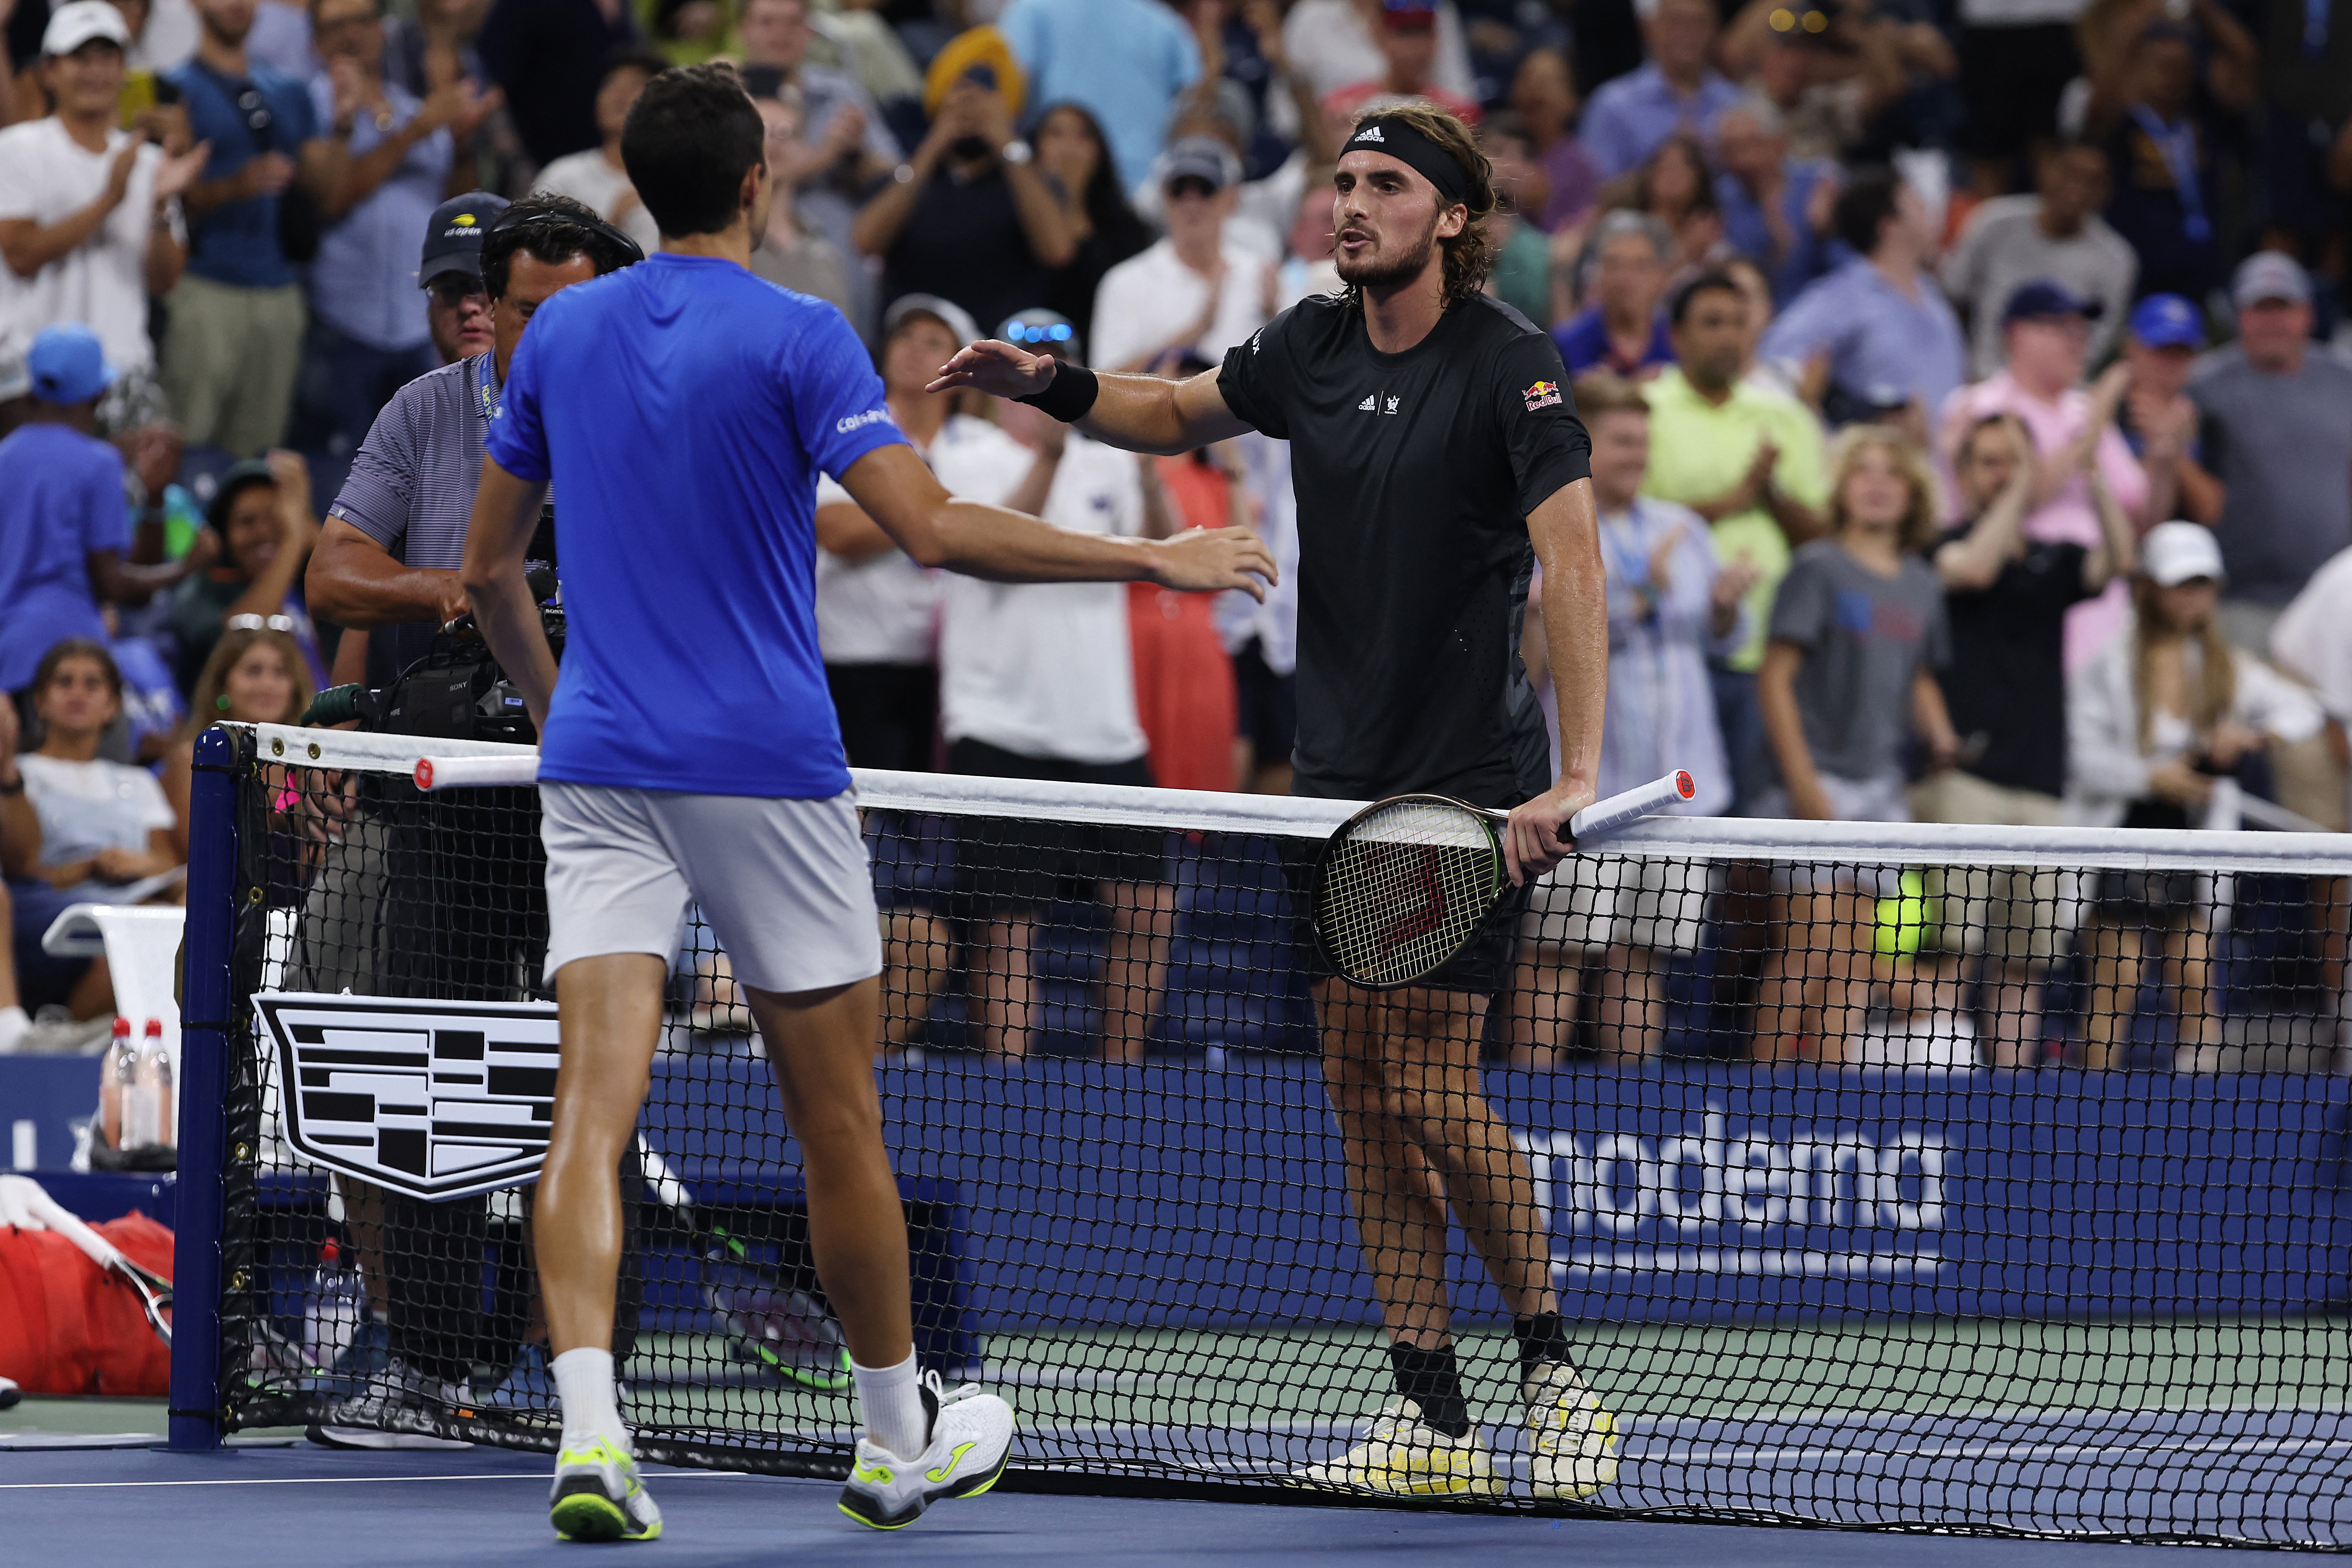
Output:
[1342, 115, 1472, 207]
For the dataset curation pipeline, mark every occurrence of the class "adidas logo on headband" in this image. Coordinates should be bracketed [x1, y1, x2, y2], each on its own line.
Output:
[1354, 125, 1385, 144]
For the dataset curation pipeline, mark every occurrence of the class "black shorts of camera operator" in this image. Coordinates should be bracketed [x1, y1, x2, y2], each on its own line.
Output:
[292, 194, 645, 1424]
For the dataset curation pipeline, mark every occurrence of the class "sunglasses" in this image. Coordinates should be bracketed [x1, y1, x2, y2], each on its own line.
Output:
[429, 277, 490, 307]
[228, 614, 297, 633]
[1167, 175, 1218, 201]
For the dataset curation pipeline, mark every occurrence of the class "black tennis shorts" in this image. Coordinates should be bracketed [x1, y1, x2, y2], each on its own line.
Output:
[1279, 834, 1530, 997]
[948, 738, 1170, 910]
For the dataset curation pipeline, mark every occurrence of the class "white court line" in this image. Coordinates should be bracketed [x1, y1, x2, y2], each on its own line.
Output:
[0, 1470, 755, 1491]
[1648, 1435, 2352, 1466]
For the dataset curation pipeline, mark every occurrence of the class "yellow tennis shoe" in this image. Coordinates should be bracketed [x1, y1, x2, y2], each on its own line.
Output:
[1289, 1400, 1505, 1497]
[1523, 1362, 1620, 1500]
[549, 1434, 663, 1542]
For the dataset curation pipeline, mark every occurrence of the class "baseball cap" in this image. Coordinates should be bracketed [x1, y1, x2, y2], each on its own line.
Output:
[2140, 520, 2226, 588]
[2232, 250, 2310, 310]
[2128, 293, 2202, 350]
[27, 323, 116, 406]
[1162, 135, 1241, 195]
[882, 293, 980, 348]
[2001, 278, 2102, 325]
[999, 307, 1082, 365]
[1380, 0, 1439, 27]
[42, 0, 130, 57]
[419, 192, 510, 290]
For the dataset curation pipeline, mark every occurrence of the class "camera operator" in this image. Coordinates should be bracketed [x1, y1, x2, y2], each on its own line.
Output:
[307, 191, 639, 687]
[291, 190, 640, 1447]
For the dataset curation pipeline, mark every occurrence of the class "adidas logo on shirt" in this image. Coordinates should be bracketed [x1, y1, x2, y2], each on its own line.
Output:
[1358, 394, 1376, 411]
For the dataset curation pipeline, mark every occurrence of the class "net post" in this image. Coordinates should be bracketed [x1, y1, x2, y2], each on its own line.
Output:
[168, 723, 241, 1453]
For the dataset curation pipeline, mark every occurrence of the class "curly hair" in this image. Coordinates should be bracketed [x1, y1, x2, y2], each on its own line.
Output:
[1824, 425, 1944, 555]
[1336, 101, 1497, 310]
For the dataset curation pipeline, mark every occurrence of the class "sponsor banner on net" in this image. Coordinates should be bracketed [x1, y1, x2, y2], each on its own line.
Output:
[1515, 1105, 1949, 1281]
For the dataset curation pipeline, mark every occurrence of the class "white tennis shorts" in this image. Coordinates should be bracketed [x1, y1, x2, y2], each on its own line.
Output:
[539, 781, 883, 993]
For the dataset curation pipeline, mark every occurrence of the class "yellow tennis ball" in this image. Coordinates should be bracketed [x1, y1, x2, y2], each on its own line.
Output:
[1873, 870, 1935, 957]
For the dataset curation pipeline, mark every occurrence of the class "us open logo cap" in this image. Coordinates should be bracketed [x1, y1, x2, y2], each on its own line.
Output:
[419, 190, 511, 290]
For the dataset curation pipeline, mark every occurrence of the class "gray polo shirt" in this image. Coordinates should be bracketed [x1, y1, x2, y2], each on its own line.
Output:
[328, 352, 515, 687]
[2190, 343, 2352, 608]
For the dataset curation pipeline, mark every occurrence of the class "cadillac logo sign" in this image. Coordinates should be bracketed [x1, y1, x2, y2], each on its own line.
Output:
[256, 992, 560, 1200]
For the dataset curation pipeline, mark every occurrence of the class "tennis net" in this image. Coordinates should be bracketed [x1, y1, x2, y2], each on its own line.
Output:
[177, 722, 2352, 1546]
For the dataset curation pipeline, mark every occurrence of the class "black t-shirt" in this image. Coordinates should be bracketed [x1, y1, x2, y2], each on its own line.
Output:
[882, 164, 1051, 347]
[1933, 525, 2093, 799]
[1217, 293, 1591, 807]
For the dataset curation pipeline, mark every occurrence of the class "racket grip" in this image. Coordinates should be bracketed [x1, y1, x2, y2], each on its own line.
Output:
[1569, 768, 1697, 844]
[414, 753, 539, 792]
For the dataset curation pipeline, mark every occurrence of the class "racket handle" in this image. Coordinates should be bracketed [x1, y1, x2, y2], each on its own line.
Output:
[1570, 768, 1698, 844]
[413, 753, 539, 792]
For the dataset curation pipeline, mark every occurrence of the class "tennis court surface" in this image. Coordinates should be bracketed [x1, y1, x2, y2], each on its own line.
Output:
[0, 1406, 2299, 1566]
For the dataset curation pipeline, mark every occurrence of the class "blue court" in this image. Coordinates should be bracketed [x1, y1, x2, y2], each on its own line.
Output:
[0, 1427, 2283, 1566]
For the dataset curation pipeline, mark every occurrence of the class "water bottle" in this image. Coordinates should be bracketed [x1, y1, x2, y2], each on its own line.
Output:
[306, 1239, 365, 1364]
[133, 1020, 173, 1151]
[104, 1018, 137, 1152]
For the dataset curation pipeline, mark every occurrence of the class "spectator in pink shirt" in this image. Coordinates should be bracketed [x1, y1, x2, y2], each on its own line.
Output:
[1938, 279, 2148, 673]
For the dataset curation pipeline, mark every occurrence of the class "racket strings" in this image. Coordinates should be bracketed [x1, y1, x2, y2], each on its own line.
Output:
[1315, 800, 1503, 987]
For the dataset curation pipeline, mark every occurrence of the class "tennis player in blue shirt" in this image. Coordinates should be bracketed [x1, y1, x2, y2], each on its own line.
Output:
[461, 63, 1274, 1543]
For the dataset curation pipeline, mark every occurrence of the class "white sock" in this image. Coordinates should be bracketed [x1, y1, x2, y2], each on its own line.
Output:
[0, 1004, 29, 1055]
[852, 1351, 928, 1462]
[551, 1347, 628, 1455]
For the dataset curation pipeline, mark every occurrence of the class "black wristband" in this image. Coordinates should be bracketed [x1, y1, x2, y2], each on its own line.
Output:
[1017, 361, 1100, 424]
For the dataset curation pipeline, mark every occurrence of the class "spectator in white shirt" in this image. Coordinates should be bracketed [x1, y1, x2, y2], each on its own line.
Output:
[2067, 523, 2324, 1068]
[7, 639, 181, 1032]
[1279, 0, 1478, 105]
[530, 47, 667, 258]
[0, 2, 206, 430]
[942, 319, 1185, 1061]
[1090, 136, 1273, 376]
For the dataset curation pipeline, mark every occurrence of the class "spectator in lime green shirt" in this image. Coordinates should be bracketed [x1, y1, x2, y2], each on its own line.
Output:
[1640, 269, 1828, 808]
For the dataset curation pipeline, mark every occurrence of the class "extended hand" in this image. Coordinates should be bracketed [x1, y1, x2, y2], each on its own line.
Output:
[1503, 778, 1596, 887]
[1147, 526, 1278, 599]
[928, 338, 1057, 399]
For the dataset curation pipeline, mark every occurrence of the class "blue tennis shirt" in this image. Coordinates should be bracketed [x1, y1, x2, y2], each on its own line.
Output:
[485, 252, 906, 797]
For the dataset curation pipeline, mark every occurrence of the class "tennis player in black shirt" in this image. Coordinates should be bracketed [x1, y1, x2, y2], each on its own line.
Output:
[935, 103, 1616, 1500]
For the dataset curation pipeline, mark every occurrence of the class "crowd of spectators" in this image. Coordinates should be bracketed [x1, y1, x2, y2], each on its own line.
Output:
[6, 0, 2352, 1070]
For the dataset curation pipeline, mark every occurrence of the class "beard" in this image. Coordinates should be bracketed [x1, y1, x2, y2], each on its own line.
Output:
[1334, 208, 1441, 291]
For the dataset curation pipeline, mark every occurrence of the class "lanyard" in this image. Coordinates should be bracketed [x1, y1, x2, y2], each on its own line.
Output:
[2129, 104, 2213, 243]
[473, 353, 501, 423]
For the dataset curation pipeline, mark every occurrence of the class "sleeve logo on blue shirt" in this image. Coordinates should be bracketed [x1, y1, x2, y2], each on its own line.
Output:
[836, 407, 896, 435]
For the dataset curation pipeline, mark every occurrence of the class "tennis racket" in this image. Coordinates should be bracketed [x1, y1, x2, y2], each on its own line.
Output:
[110, 1253, 173, 1346]
[635, 1135, 852, 1393]
[1311, 770, 1698, 989]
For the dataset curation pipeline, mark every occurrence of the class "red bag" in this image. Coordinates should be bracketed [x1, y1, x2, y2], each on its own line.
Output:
[0, 1212, 174, 1395]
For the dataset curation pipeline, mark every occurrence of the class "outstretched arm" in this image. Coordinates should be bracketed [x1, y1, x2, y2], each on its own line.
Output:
[832, 443, 1274, 587]
[927, 340, 1253, 456]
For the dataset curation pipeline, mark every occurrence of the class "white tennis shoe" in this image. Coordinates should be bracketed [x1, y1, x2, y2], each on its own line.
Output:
[549, 1434, 663, 1542]
[1289, 1400, 1505, 1496]
[837, 1372, 1015, 1530]
[1524, 1362, 1620, 1499]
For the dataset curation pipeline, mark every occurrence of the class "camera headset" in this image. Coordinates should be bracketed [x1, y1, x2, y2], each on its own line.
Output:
[480, 201, 647, 276]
